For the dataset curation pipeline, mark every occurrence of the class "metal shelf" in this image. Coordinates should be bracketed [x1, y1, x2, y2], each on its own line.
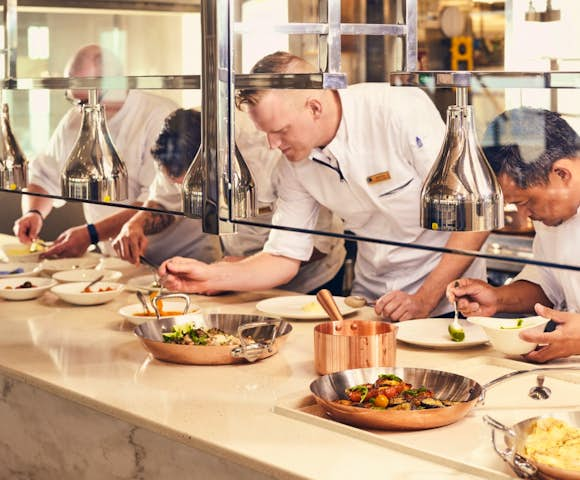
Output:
[390, 71, 580, 90]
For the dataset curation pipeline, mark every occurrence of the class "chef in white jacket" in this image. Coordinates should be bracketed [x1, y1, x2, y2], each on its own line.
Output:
[447, 107, 580, 362]
[12, 45, 221, 263]
[159, 51, 488, 320]
[112, 108, 345, 294]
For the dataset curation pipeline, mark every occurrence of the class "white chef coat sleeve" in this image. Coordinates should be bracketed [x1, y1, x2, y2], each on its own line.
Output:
[514, 238, 566, 309]
[389, 87, 446, 181]
[147, 164, 182, 212]
[262, 160, 319, 262]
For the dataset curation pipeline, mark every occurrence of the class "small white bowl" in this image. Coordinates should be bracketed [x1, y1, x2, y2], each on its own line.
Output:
[468, 316, 550, 356]
[0, 262, 42, 278]
[52, 268, 123, 283]
[0, 243, 42, 263]
[119, 301, 201, 325]
[0, 276, 56, 301]
[51, 281, 124, 306]
[41, 257, 100, 275]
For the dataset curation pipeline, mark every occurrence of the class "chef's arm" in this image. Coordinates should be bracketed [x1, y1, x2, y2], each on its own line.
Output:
[493, 280, 552, 313]
[415, 231, 490, 312]
[90, 202, 143, 241]
[21, 184, 54, 219]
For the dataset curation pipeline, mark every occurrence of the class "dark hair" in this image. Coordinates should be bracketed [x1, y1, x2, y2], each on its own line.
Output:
[235, 51, 314, 109]
[482, 107, 580, 189]
[151, 108, 202, 178]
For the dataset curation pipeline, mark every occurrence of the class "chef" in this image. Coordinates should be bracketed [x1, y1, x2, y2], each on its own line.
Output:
[11, 45, 219, 263]
[447, 107, 580, 362]
[112, 108, 346, 294]
[159, 51, 488, 321]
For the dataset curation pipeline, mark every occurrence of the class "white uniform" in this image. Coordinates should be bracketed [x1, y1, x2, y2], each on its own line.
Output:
[29, 91, 220, 264]
[149, 111, 346, 294]
[263, 83, 486, 315]
[516, 210, 580, 312]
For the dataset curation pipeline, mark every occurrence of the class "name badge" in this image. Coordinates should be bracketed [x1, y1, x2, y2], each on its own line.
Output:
[366, 171, 391, 185]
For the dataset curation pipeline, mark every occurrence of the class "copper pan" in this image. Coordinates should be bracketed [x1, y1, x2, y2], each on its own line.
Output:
[313, 289, 397, 375]
[134, 313, 292, 365]
[310, 366, 580, 431]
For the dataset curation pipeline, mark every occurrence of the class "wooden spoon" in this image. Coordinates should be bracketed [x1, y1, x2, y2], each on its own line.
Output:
[316, 289, 354, 332]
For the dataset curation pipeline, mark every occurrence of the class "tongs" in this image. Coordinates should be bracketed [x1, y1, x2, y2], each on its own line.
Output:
[139, 255, 165, 292]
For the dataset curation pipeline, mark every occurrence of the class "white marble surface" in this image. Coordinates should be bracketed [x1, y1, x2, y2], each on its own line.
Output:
[1, 234, 577, 479]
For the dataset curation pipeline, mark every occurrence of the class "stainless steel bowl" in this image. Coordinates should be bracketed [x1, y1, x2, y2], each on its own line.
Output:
[134, 313, 292, 365]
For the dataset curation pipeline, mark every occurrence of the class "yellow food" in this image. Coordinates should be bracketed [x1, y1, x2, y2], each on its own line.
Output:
[524, 418, 580, 472]
[302, 301, 324, 313]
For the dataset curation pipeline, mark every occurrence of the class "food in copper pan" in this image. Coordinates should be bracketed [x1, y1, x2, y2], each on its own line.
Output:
[4, 280, 36, 290]
[162, 323, 254, 347]
[524, 418, 580, 472]
[335, 374, 458, 410]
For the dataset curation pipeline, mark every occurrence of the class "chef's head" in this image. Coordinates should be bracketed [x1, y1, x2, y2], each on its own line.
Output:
[483, 107, 580, 227]
[151, 108, 202, 183]
[63, 44, 126, 108]
[236, 51, 340, 163]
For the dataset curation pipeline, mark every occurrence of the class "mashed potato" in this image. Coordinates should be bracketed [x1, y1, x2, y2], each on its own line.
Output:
[301, 301, 324, 313]
[524, 417, 580, 472]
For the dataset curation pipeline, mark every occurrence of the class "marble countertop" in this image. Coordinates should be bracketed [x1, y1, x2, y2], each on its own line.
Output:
[0, 234, 542, 479]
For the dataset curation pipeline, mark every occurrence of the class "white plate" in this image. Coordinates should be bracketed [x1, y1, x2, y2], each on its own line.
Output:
[95, 257, 136, 275]
[0, 262, 42, 278]
[0, 243, 43, 263]
[126, 274, 165, 292]
[0, 276, 57, 301]
[119, 301, 201, 325]
[52, 268, 123, 283]
[396, 317, 489, 349]
[255, 295, 358, 320]
[41, 255, 100, 274]
[51, 281, 124, 306]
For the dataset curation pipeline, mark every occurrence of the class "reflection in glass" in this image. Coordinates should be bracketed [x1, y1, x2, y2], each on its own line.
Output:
[61, 91, 128, 202]
[181, 144, 204, 218]
[0, 103, 28, 191]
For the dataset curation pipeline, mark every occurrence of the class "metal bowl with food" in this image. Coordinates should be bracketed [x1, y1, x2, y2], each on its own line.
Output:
[134, 311, 292, 365]
[484, 412, 580, 480]
[310, 366, 580, 431]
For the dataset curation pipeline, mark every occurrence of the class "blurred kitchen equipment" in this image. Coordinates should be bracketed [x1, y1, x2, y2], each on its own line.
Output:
[136, 290, 151, 315]
[311, 366, 580, 431]
[134, 305, 291, 365]
[314, 289, 397, 375]
[421, 88, 504, 231]
[61, 89, 128, 202]
[344, 295, 376, 309]
[525, 0, 560, 22]
[496, 204, 534, 235]
[484, 412, 580, 480]
[181, 143, 204, 218]
[528, 375, 551, 400]
[0, 101, 28, 191]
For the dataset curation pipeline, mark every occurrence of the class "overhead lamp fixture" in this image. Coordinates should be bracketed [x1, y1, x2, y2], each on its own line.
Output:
[0, 100, 28, 191]
[61, 89, 128, 202]
[525, 0, 561, 22]
[421, 88, 504, 232]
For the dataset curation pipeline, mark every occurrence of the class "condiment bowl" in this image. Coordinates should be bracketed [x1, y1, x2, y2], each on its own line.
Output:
[0, 276, 56, 301]
[0, 243, 42, 263]
[52, 268, 122, 283]
[118, 301, 201, 325]
[468, 316, 550, 356]
[0, 262, 42, 278]
[51, 281, 124, 306]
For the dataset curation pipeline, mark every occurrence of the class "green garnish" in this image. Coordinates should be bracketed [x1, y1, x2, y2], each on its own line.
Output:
[378, 374, 402, 383]
[404, 386, 428, 397]
[500, 318, 525, 330]
[448, 324, 465, 342]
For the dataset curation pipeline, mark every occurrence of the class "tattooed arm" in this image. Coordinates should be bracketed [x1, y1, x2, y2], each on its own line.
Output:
[112, 201, 175, 264]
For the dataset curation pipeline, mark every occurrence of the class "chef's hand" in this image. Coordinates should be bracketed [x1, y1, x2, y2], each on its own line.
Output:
[159, 256, 222, 295]
[520, 303, 580, 363]
[446, 278, 499, 317]
[41, 226, 90, 258]
[13, 212, 43, 244]
[112, 220, 148, 265]
[374, 290, 431, 322]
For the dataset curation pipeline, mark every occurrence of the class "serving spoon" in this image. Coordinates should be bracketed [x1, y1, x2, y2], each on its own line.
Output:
[81, 274, 105, 293]
[448, 281, 465, 342]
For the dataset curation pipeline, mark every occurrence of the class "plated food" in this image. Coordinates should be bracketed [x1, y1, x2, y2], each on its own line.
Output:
[468, 315, 550, 355]
[118, 300, 201, 325]
[0, 242, 45, 263]
[256, 295, 358, 320]
[162, 322, 253, 347]
[396, 317, 489, 350]
[0, 276, 56, 301]
[50, 281, 124, 305]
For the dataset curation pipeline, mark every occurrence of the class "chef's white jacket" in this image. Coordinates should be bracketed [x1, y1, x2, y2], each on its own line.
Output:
[263, 83, 486, 315]
[29, 91, 220, 264]
[149, 111, 346, 294]
[516, 209, 580, 312]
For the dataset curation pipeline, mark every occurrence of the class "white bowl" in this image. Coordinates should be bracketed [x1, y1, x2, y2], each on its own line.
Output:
[51, 281, 124, 306]
[52, 268, 123, 283]
[0, 276, 57, 301]
[468, 316, 550, 356]
[118, 301, 201, 325]
[0, 262, 42, 278]
[41, 256, 100, 274]
[95, 257, 136, 275]
[0, 243, 42, 263]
